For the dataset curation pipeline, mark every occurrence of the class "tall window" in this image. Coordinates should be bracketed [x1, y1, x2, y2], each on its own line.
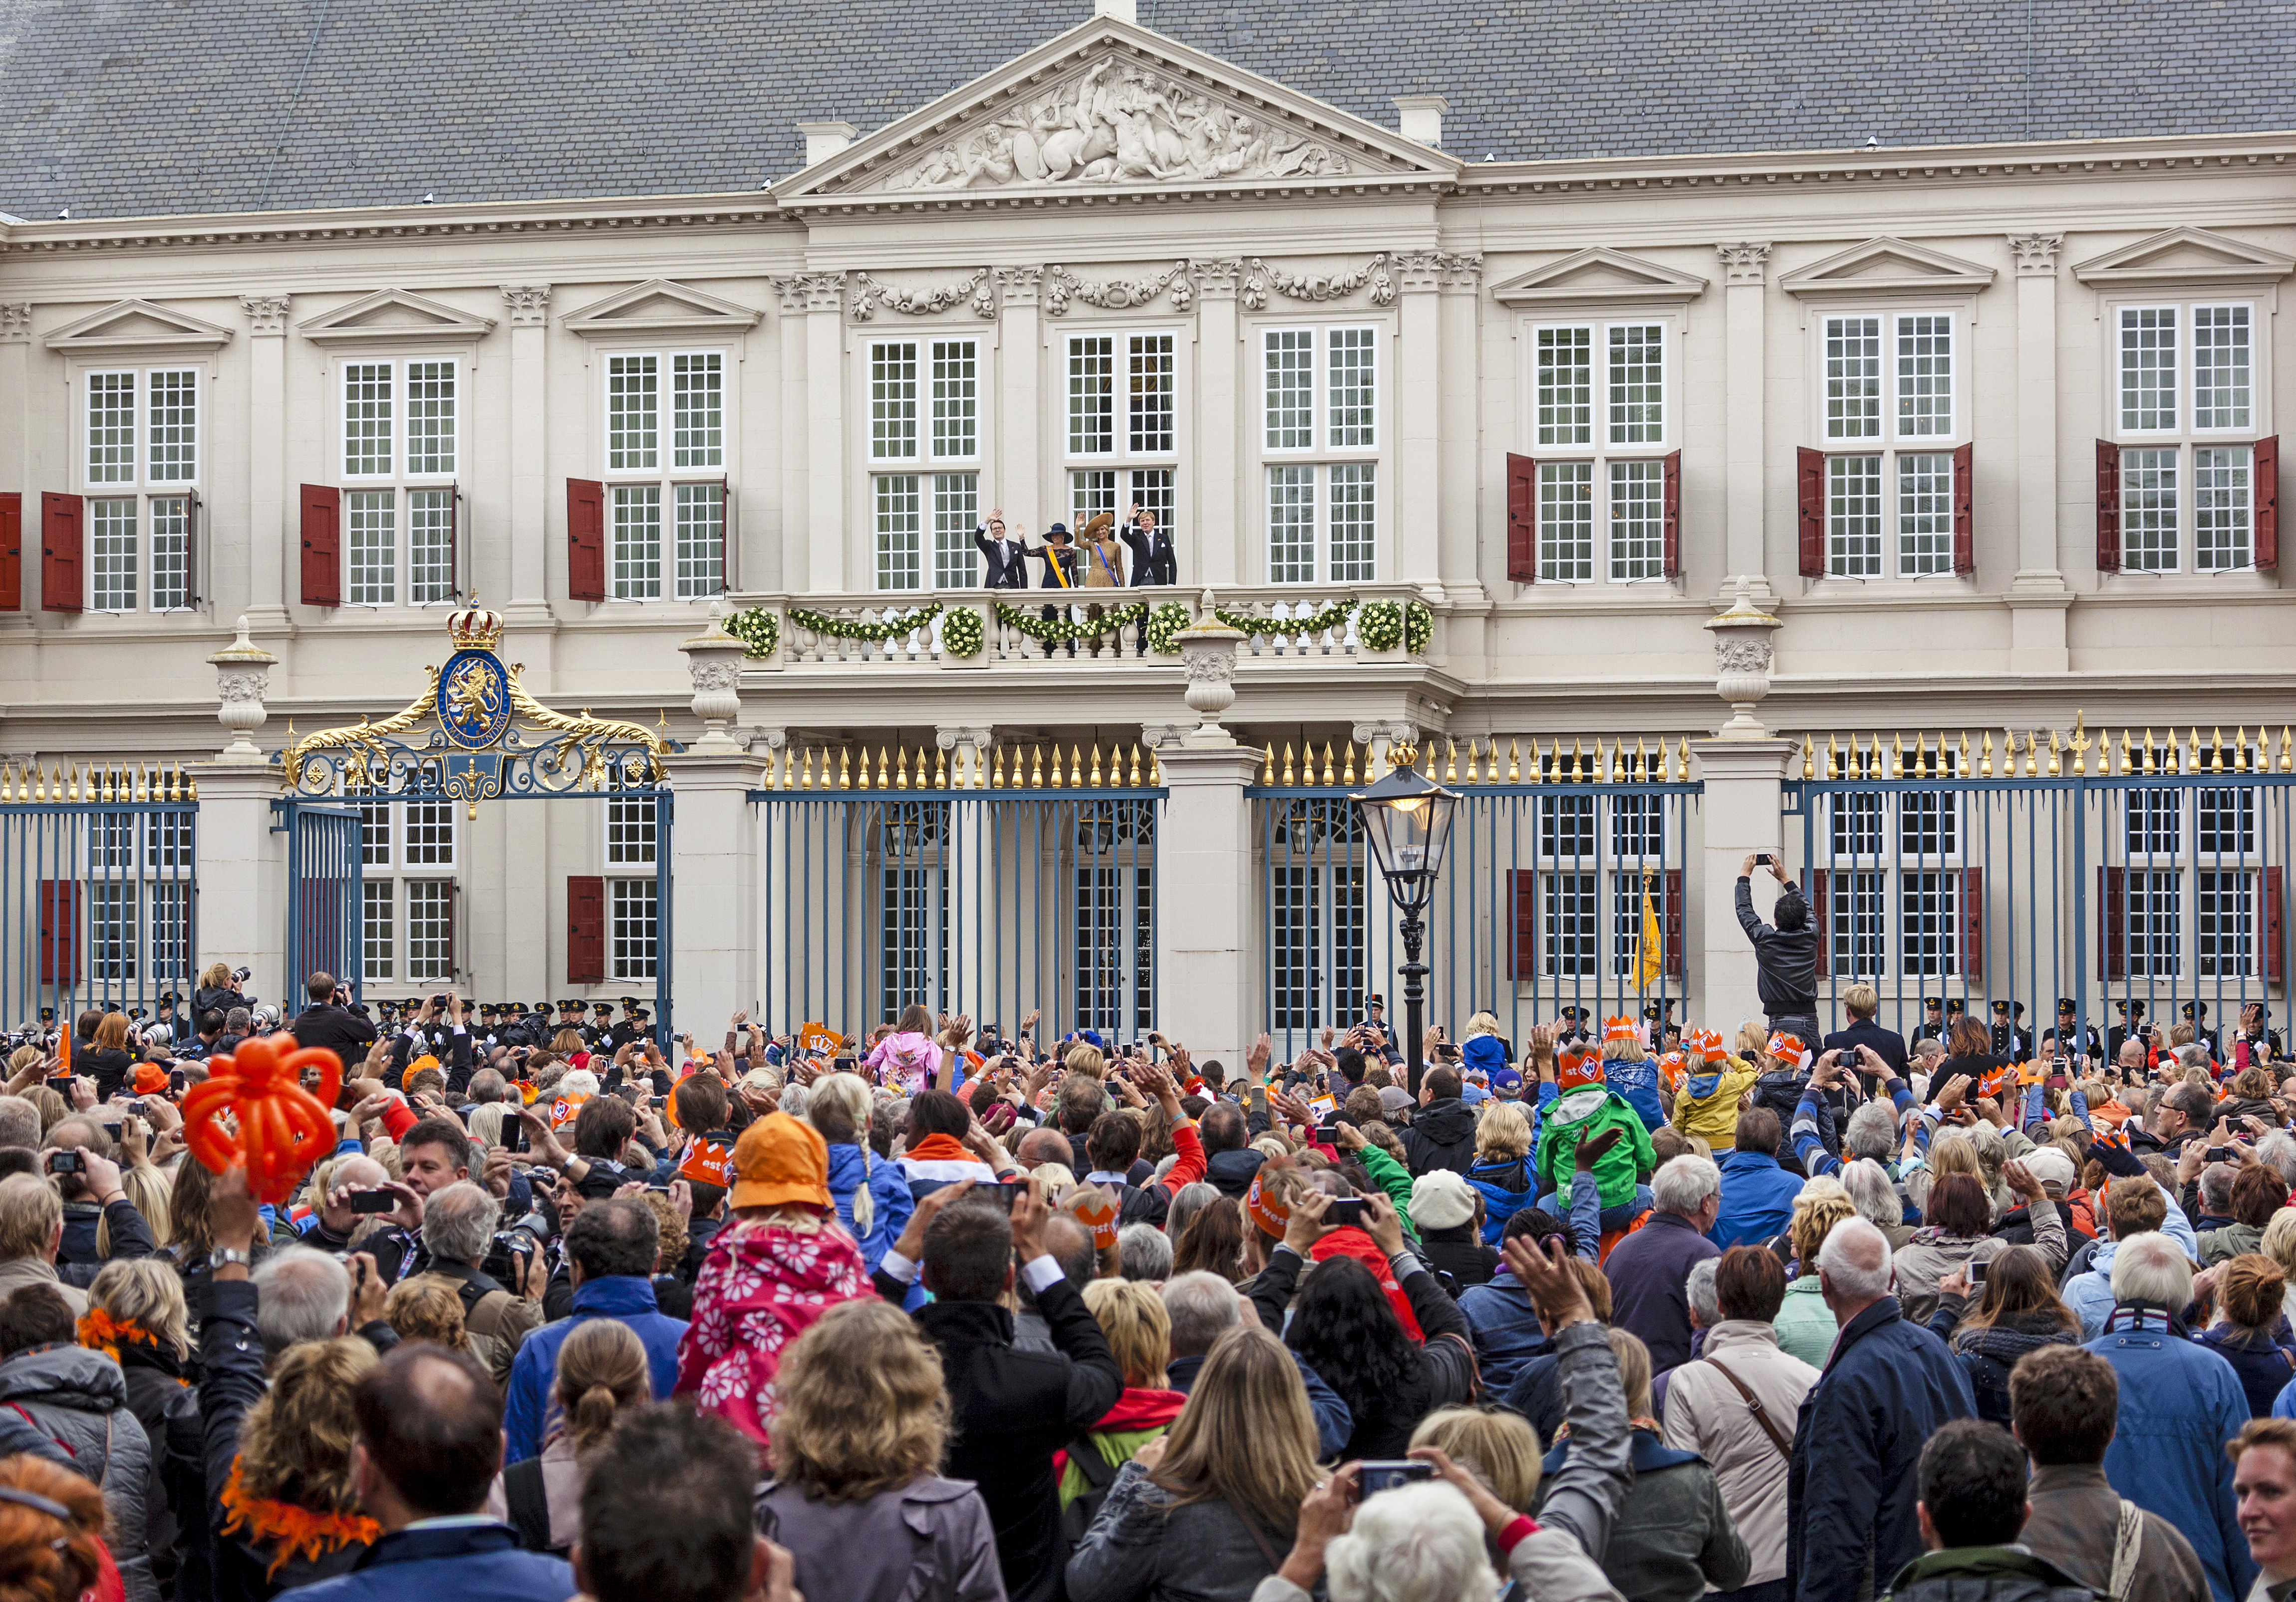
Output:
[2112, 303, 2260, 573]
[1068, 332, 1178, 570]
[1262, 326, 1376, 583]
[870, 338, 979, 590]
[1074, 802, 1155, 1035]
[602, 351, 726, 600]
[1818, 313, 1960, 578]
[82, 368, 200, 611]
[83, 796, 195, 985]
[1526, 321, 1670, 583]
[339, 359, 458, 608]
[1266, 802, 1364, 1041]
[1817, 757, 1971, 978]
[2109, 764, 2271, 978]
[356, 800, 455, 983]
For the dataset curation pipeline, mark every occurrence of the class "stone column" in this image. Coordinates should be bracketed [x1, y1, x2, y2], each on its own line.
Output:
[800, 273, 848, 593]
[1395, 256, 1443, 594]
[240, 295, 292, 632]
[1192, 261, 1241, 586]
[500, 286, 555, 634]
[2006, 233, 2071, 674]
[193, 618, 286, 995]
[665, 748, 769, 1028]
[934, 725, 994, 1024]
[0, 305, 27, 629]
[1694, 580, 1792, 1026]
[1716, 244, 1772, 601]
[770, 277, 813, 596]
[993, 268, 1044, 554]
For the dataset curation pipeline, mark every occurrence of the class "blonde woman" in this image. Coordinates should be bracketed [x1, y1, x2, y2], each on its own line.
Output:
[1463, 1100, 1534, 1243]
[1066, 1324, 1323, 1602]
[1409, 1405, 1546, 1511]
[1774, 1177, 1857, 1368]
[1060, 1282, 1185, 1518]
[82, 1259, 195, 1585]
[488, 1317, 651, 1556]
[758, 1298, 1000, 1602]
[205, 1334, 380, 1590]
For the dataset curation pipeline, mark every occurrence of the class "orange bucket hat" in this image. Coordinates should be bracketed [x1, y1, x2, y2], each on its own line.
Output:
[729, 1112, 832, 1212]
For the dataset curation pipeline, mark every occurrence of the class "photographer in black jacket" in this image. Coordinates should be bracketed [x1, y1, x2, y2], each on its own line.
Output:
[1736, 855, 1820, 1047]
[289, 970, 379, 1078]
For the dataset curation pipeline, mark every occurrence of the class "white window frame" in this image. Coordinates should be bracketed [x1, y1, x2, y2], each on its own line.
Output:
[866, 336, 984, 593]
[1519, 317, 1676, 587]
[1810, 309, 1967, 582]
[77, 363, 205, 614]
[1066, 327, 1181, 574]
[610, 878, 659, 981]
[83, 790, 196, 985]
[335, 356, 463, 610]
[2105, 300, 2267, 576]
[597, 347, 732, 603]
[2112, 761, 2268, 979]
[1257, 322, 1383, 586]
[356, 799, 458, 985]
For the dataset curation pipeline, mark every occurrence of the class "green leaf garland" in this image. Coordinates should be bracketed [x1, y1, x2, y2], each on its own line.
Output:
[1214, 598, 1358, 638]
[940, 606, 985, 658]
[787, 602, 943, 643]
[724, 607, 781, 660]
[993, 600, 1148, 644]
[1144, 601, 1193, 656]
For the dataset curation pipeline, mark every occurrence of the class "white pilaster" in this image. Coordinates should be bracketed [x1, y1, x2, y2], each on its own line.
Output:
[801, 273, 847, 593]
[1153, 743, 1264, 1066]
[500, 286, 554, 629]
[1193, 261, 1240, 585]
[1716, 244, 1771, 600]
[1689, 738, 1796, 1030]
[2007, 233, 2071, 674]
[240, 295, 292, 633]
[189, 764, 287, 998]
[994, 268, 1044, 542]
[0, 305, 28, 629]
[1396, 257, 1443, 594]
[664, 749, 768, 1026]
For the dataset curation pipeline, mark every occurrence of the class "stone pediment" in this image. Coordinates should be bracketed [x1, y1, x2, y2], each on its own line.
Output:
[1492, 248, 1709, 308]
[296, 288, 496, 343]
[2071, 227, 2296, 290]
[42, 298, 235, 352]
[1780, 237, 1996, 299]
[775, 17, 1457, 208]
[561, 279, 764, 337]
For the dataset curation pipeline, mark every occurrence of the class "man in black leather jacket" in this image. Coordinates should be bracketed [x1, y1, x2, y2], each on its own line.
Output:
[1736, 856, 1820, 1045]
[288, 971, 378, 1077]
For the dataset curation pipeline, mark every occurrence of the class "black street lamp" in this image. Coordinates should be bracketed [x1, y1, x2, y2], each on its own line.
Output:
[1352, 748, 1457, 1096]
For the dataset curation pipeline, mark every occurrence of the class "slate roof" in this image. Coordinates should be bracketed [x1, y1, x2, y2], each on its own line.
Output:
[2, 0, 2292, 221]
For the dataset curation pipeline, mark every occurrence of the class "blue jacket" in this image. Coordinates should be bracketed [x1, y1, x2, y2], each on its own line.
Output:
[503, 1276, 688, 1463]
[1462, 1156, 1534, 1245]
[1607, 1056, 1669, 1135]
[2090, 1310, 2257, 1602]
[276, 1522, 572, 1602]
[1785, 1297, 1976, 1602]
[1462, 1033, 1510, 1078]
[1708, 1147, 1806, 1249]
[827, 1141, 914, 1272]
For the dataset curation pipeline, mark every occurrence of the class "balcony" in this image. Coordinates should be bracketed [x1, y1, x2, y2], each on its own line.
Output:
[718, 583, 1434, 669]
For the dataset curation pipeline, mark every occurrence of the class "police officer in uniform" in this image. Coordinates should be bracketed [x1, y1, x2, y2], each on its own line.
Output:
[2052, 998, 2102, 1062]
[1990, 1000, 2033, 1061]
[2183, 1001, 2220, 1061]
[2234, 1002, 2284, 1063]
[2106, 1000, 2147, 1067]
[609, 999, 647, 1053]
[622, 1001, 654, 1054]
[1555, 1005, 1593, 1045]
[552, 999, 586, 1043]
[1912, 995, 1948, 1047]
[154, 991, 187, 1045]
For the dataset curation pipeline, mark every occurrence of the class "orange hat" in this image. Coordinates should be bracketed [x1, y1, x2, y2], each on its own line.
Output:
[407, 1053, 441, 1078]
[131, 1062, 170, 1097]
[1244, 1169, 1290, 1239]
[1658, 1051, 1687, 1093]
[1070, 1185, 1120, 1251]
[729, 1112, 832, 1212]
[1556, 1041, 1605, 1094]
[1603, 1016, 1639, 1045]
[1689, 1028, 1729, 1064]
[1765, 1032, 1807, 1070]
[549, 1093, 590, 1129]
[679, 1131, 735, 1189]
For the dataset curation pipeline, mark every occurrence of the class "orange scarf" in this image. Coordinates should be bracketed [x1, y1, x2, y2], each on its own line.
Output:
[75, 1309, 168, 1368]
[218, 1459, 379, 1576]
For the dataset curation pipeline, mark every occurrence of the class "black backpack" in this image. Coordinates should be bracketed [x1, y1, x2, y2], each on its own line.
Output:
[1060, 1438, 1122, 1547]
[501, 1457, 566, 1557]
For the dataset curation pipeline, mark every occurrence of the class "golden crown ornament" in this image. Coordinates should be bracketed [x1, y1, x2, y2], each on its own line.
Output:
[446, 600, 505, 650]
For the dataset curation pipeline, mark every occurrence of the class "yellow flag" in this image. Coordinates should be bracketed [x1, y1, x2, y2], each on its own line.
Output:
[1633, 877, 1663, 992]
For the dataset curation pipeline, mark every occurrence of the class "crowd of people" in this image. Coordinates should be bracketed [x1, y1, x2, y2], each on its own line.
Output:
[4, 911, 2296, 1602]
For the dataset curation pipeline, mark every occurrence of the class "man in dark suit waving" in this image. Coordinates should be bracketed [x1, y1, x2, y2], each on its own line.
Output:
[974, 508, 1030, 590]
[1118, 501, 1176, 656]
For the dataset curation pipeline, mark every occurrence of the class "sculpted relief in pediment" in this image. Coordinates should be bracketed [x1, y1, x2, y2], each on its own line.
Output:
[886, 56, 1358, 191]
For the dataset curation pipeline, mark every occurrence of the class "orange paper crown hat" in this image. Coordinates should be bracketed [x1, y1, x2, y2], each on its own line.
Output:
[1603, 1015, 1639, 1044]
[1556, 1041, 1605, 1093]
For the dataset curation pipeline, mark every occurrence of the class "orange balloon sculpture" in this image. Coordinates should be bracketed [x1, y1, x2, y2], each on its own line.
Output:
[183, 1036, 343, 1205]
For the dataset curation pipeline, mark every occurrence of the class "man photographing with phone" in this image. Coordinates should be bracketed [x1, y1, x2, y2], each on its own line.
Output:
[1737, 854, 1821, 1050]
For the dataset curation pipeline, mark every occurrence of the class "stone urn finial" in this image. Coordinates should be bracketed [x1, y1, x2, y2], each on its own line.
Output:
[679, 602, 749, 754]
[1173, 598, 1245, 747]
[207, 615, 279, 764]
[1702, 579, 1784, 739]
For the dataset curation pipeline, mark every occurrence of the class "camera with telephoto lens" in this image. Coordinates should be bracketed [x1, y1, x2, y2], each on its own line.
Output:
[481, 1213, 552, 1289]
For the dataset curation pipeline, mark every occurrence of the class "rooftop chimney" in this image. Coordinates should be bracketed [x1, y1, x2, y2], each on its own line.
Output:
[797, 121, 859, 167]
[1393, 95, 1448, 148]
[1096, 0, 1138, 19]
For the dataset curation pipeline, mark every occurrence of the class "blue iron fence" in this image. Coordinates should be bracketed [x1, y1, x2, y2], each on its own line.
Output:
[751, 742, 1162, 1049]
[0, 764, 199, 1035]
[1785, 727, 2296, 1052]
[1250, 737, 1703, 1061]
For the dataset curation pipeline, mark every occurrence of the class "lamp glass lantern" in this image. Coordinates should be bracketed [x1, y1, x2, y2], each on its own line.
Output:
[1351, 761, 1457, 913]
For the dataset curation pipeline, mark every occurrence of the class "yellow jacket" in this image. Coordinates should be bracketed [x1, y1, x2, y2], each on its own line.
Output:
[1674, 1062, 1759, 1150]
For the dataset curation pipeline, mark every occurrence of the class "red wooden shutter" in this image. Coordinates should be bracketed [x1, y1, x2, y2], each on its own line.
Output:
[568, 479, 606, 602]
[2095, 441, 2121, 573]
[1810, 869, 1829, 981]
[299, 484, 340, 607]
[568, 875, 605, 984]
[2100, 866, 2125, 981]
[1661, 449, 1682, 580]
[1507, 869, 1537, 978]
[38, 881, 81, 985]
[2256, 435, 2279, 572]
[40, 493, 82, 614]
[1951, 442, 1975, 576]
[2266, 865, 2285, 986]
[1796, 449, 1824, 578]
[1505, 453, 1536, 583]
[1662, 867, 1684, 978]
[0, 492, 20, 611]
[1961, 867, 1983, 983]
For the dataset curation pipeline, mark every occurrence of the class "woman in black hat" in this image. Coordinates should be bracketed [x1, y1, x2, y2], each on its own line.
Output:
[1029, 523, 1081, 657]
